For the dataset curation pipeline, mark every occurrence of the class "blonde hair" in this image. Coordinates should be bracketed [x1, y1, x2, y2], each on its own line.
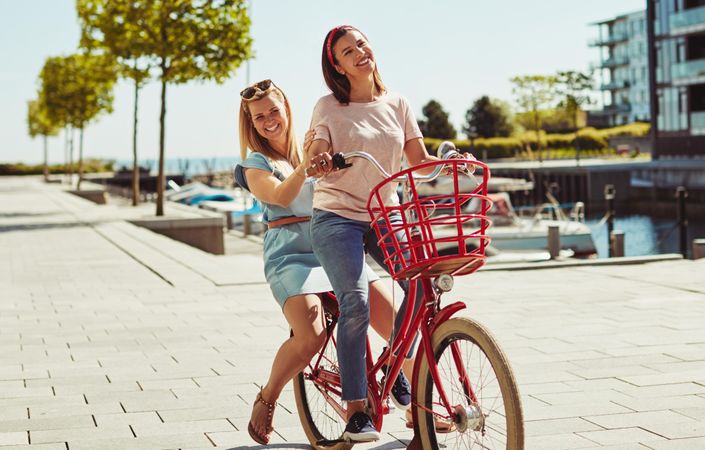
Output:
[239, 85, 301, 175]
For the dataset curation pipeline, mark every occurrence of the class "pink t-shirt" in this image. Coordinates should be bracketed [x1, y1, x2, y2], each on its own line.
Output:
[310, 92, 423, 222]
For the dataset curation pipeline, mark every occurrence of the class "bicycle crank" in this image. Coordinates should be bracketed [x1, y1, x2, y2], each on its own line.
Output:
[453, 403, 485, 433]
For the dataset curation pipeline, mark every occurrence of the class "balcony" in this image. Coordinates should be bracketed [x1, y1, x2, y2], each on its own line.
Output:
[672, 58, 705, 85]
[692, 111, 705, 135]
[670, 5, 705, 35]
[605, 103, 632, 113]
[588, 32, 629, 46]
[601, 55, 630, 68]
[600, 80, 631, 90]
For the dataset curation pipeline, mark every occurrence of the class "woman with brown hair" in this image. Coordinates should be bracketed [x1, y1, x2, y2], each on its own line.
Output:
[306, 25, 470, 441]
[236, 79, 401, 445]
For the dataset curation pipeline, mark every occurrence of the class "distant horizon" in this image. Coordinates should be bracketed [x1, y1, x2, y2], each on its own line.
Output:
[1, 0, 645, 164]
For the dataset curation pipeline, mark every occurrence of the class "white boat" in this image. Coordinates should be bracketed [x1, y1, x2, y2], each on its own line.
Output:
[415, 175, 597, 257]
[475, 192, 597, 256]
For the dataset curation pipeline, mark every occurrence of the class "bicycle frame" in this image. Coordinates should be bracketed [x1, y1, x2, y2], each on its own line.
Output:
[303, 230, 480, 431]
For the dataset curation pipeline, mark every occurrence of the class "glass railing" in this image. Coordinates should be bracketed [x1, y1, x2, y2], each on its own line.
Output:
[670, 5, 705, 33]
[602, 56, 630, 67]
[605, 103, 632, 113]
[672, 58, 705, 81]
[692, 112, 705, 134]
[600, 80, 630, 90]
[589, 32, 629, 46]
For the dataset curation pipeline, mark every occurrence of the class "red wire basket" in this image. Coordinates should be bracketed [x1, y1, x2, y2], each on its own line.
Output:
[366, 159, 493, 280]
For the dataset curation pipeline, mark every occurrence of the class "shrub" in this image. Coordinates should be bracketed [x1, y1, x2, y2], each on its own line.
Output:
[0, 159, 114, 176]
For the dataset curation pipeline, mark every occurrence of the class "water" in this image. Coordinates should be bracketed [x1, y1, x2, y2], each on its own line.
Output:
[586, 214, 705, 258]
[114, 156, 241, 178]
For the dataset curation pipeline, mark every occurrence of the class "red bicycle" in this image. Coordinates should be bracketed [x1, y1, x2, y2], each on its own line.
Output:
[294, 148, 524, 449]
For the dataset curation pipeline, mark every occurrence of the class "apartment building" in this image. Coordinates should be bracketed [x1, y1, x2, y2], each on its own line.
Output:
[648, 0, 705, 158]
[590, 10, 651, 126]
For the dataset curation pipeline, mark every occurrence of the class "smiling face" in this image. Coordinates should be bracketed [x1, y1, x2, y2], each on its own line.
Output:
[332, 30, 375, 78]
[246, 91, 289, 154]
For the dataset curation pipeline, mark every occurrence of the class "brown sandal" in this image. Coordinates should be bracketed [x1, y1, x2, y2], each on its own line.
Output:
[248, 389, 276, 445]
[405, 409, 455, 433]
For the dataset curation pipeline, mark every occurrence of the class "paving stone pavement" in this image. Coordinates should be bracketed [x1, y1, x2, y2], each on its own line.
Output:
[1, 176, 704, 450]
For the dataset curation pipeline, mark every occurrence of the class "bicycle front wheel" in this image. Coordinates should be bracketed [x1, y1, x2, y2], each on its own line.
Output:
[415, 317, 524, 449]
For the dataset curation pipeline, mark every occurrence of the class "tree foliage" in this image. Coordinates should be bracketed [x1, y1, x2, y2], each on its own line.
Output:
[419, 99, 456, 140]
[464, 96, 513, 139]
[27, 98, 59, 139]
[83, 0, 253, 215]
[39, 53, 117, 188]
[510, 75, 557, 151]
[555, 70, 594, 131]
[39, 53, 117, 130]
[27, 97, 60, 181]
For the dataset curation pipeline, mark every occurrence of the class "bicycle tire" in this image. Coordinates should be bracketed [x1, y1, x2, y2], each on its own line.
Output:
[415, 317, 524, 449]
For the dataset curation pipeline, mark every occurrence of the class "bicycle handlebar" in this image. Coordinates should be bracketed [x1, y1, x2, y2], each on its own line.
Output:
[329, 141, 473, 183]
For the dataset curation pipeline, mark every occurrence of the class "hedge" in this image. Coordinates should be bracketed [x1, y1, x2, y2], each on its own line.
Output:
[424, 122, 649, 160]
[0, 159, 114, 176]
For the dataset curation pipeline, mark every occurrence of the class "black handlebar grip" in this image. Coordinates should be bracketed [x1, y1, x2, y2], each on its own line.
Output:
[331, 153, 352, 170]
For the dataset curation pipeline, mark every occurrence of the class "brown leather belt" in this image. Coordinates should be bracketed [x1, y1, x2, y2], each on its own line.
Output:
[267, 216, 311, 229]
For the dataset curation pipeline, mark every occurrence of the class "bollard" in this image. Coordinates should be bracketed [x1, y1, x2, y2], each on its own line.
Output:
[604, 184, 616, 257]
[243, 214, 251, 236]
[693, 239, 705, 260]
[676, 186, 688, 258]
[548, 225, 560, 259]
[611, 230, 625, 257]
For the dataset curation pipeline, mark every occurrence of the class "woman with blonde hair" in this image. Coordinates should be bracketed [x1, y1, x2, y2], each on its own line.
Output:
[236, 79, 400, 445]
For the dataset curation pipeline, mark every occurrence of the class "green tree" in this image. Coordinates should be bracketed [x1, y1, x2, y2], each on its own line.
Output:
[102, 0, 253, 216]
[78, 0, 153, 206]
[420, 99, 456, 140]
[39, 53, 117, 189]
[556, 70, 594, 131]
[556, 70, 594, 163]
[464, 96, 513, 139]
[27, 97, 61, 181]
[510, 75, 557, 158]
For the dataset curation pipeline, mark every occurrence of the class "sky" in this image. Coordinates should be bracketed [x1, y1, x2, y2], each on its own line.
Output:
[0, 0, 645, 165]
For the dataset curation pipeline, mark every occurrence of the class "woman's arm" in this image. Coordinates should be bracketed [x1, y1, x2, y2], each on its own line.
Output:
[404, 138, 476, 175]
[403, 137, 441, 175]
[244, 163, 308, 208]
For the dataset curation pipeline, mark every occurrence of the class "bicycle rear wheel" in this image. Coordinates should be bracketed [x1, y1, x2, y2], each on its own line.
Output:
[293, 314, 352, 450]
[415, 317, 524, 450]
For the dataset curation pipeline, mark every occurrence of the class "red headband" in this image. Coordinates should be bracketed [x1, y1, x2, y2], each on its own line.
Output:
[325, 25, 355, 67]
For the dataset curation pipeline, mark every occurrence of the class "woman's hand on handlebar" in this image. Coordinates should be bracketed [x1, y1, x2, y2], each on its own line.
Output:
[306, 152, 334, 178]
[443, 151, 477, 175]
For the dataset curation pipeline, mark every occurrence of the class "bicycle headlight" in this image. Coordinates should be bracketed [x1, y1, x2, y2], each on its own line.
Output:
[435, 274, 454, 292]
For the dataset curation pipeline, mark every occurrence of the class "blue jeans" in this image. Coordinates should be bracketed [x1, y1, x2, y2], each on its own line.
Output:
[364, 215, 423, 358]
[311, 210, 422, 401]
[311, 210, 372, 401]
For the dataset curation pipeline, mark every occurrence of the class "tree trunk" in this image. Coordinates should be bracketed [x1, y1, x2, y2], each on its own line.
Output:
[64, 127, 69, 184]
[574, 109, 581, 164]
[132, 77, 140, 207]
[156, 72, 167, 216]
[77, 127, 84, 190]
[42, 135, 48, 182]
[69, 127, 74, 186]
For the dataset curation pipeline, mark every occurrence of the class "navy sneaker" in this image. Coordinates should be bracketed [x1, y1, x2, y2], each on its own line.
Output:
[389, 368, 412, 410]
[380, 355, 412, 410]
[342, 411, 380, 442]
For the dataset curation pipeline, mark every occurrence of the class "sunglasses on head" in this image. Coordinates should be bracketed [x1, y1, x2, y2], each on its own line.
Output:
[240, 79, 273, 100]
